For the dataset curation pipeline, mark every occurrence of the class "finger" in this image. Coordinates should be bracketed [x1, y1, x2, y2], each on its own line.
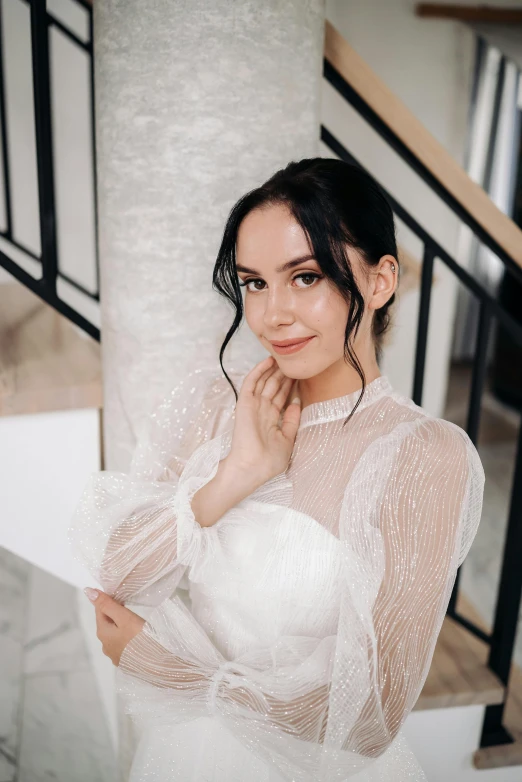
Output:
[93, 591, 127, 627]
[252, 361, 280, 397]
[255, 365, 285, 399]
[95, 606, 116, 626]
[280, 395, 301, 443]
[240, 356, 275, 398]
[95, 611, 113, 640]
[272, 376, 294, 411]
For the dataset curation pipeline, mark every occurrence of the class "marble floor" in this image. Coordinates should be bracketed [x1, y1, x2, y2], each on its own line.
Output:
[0, 361, 520, 781]
[0, 549, 117, 782]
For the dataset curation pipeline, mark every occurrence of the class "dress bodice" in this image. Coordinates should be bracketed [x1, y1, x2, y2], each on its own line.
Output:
[187, 500, 343, 659]
[182, 374, 397, 659]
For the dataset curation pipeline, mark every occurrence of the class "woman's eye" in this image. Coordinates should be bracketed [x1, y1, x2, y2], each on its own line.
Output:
[238, 273, 322, 292]
[293, 273, 321, 287]
[239, 278, 266, 291]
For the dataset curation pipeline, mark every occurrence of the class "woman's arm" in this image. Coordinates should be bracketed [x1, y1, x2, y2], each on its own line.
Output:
[98, 451, 265, 603]
[68, 365, 246, 606]
[69, 356, 297, 607]
[190, 454, 264, 527]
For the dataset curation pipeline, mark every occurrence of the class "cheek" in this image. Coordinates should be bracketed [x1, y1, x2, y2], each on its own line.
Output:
[301, 286, 348, 338]
[244, 296, 263, 335]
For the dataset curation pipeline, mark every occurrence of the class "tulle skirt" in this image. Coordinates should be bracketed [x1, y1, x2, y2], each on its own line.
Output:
[128, 716, 427, 782]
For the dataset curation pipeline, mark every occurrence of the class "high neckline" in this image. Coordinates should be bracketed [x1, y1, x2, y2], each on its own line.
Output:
[297, 374, 393, 429]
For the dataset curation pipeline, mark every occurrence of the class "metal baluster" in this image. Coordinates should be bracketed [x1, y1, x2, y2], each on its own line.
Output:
[480, 416, 522, 747]
[412, 244, 435, 406]
[30, 0, 58, 295]
[448, 299, 491, 616]
[0, 0, 12, 241]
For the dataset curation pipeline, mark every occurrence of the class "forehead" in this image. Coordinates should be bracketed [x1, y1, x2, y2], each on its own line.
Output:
[236, 204, 312, 267]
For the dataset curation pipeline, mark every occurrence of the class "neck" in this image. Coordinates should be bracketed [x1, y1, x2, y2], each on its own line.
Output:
[296, 351, 381, 410]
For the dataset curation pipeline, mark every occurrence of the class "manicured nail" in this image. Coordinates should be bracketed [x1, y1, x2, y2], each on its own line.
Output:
[83, 587, 99, 602]
[292, 397, 301, 405]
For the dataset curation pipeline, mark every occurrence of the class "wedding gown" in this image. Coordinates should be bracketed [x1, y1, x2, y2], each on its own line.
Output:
[68, 362, 485, 781]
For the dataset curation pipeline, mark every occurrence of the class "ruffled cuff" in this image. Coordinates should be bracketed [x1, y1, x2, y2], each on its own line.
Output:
[174, 432, 227, 547]
[116, 596, 224, 729]
[68, 432, 226, 606]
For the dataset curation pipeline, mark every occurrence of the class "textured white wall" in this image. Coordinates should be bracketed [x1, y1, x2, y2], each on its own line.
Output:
[93, 2, 326, 775]
[94, 0, 326, 474]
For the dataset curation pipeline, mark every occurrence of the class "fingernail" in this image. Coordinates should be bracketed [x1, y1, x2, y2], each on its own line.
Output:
[292, 397, 301, 405]
[83, 587, 99, 602]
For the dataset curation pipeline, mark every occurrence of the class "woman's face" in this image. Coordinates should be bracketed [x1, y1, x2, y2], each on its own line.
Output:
[235, 203, 372, 380]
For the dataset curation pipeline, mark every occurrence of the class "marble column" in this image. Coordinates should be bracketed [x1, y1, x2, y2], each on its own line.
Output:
[93, 0, 325, 776]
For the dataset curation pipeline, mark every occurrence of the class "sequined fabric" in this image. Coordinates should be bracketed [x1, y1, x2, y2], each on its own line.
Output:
[68, 363, 485, 781]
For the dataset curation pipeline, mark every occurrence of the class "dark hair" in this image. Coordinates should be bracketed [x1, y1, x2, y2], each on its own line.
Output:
[212, 157, 399, 425]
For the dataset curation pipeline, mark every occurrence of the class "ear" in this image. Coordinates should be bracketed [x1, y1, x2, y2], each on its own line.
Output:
[368, 255, 397, 311]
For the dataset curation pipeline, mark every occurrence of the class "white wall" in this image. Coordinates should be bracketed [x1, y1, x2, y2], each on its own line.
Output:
[323, 0, 479, 415]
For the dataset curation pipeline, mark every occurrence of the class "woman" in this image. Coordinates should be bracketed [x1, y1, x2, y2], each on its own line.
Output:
[69, 158, 485, 781]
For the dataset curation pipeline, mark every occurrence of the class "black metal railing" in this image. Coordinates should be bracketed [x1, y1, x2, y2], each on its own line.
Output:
[323, 51, 522, 752]
[0, 0, 99, 340]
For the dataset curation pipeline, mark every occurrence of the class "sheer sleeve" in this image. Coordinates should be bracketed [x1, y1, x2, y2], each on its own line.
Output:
[114, 415, 485, 779]
[67, 362, 248, 607]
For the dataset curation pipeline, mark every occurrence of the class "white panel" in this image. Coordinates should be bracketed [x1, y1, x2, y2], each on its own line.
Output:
[0, 407, 100, 589]
[50, 26, 97, 294]
[0, 232, 41, 280]
[404, 704, 522, 782]
[48, 0, 90, 44]
[1, 0, 40, 255]
[0, 72, 7, 233]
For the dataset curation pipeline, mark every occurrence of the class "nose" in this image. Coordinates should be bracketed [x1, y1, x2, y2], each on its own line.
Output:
[262, 284, 294, 329]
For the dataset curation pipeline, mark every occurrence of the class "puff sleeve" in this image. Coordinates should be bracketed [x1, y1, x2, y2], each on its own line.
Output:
[67, 363, 247, 608]
[113, 415, 485, 780]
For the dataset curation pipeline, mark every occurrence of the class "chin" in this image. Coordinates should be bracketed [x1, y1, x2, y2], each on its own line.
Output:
[272, 355, 325, 380]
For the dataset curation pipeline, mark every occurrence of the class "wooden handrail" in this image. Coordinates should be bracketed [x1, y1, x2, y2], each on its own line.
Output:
[416, 4, 522, 24]
[324, 20, 522, 270]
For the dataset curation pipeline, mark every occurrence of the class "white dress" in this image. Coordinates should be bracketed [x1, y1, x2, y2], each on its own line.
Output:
[68, 363, 485, 781]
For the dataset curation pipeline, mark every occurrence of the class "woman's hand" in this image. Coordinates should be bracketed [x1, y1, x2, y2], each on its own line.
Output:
[191, 356, 301, 528]
[84, 587, 145, 666]
[226, 355, 301, 485]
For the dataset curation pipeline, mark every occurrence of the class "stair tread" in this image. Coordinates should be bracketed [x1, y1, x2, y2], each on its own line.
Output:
[416, 591, 522, 768]
[416, 592, 504, 710]
[0, 283, 101, 416]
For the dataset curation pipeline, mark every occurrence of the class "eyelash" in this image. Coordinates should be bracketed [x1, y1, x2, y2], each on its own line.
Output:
[238, 272, 323, 292]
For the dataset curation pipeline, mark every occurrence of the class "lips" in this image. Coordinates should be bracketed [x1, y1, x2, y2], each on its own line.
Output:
[269, 336, 315, 355]
[270, 337, 313, 347]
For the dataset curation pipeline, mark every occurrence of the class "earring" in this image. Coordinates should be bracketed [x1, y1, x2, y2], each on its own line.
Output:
[390, 263, 396, 273]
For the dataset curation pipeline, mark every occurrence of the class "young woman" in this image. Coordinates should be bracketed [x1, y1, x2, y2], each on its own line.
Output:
[69, 158, 485, 781]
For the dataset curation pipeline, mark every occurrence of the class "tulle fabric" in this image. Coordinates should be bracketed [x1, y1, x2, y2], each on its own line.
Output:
[68, 362, 485, 781]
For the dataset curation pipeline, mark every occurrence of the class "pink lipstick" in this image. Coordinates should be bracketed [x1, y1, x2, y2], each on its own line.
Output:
[269, 336, 315, 355]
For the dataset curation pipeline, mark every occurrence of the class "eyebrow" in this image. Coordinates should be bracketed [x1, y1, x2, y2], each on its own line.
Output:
[236, 254, 317, 276]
